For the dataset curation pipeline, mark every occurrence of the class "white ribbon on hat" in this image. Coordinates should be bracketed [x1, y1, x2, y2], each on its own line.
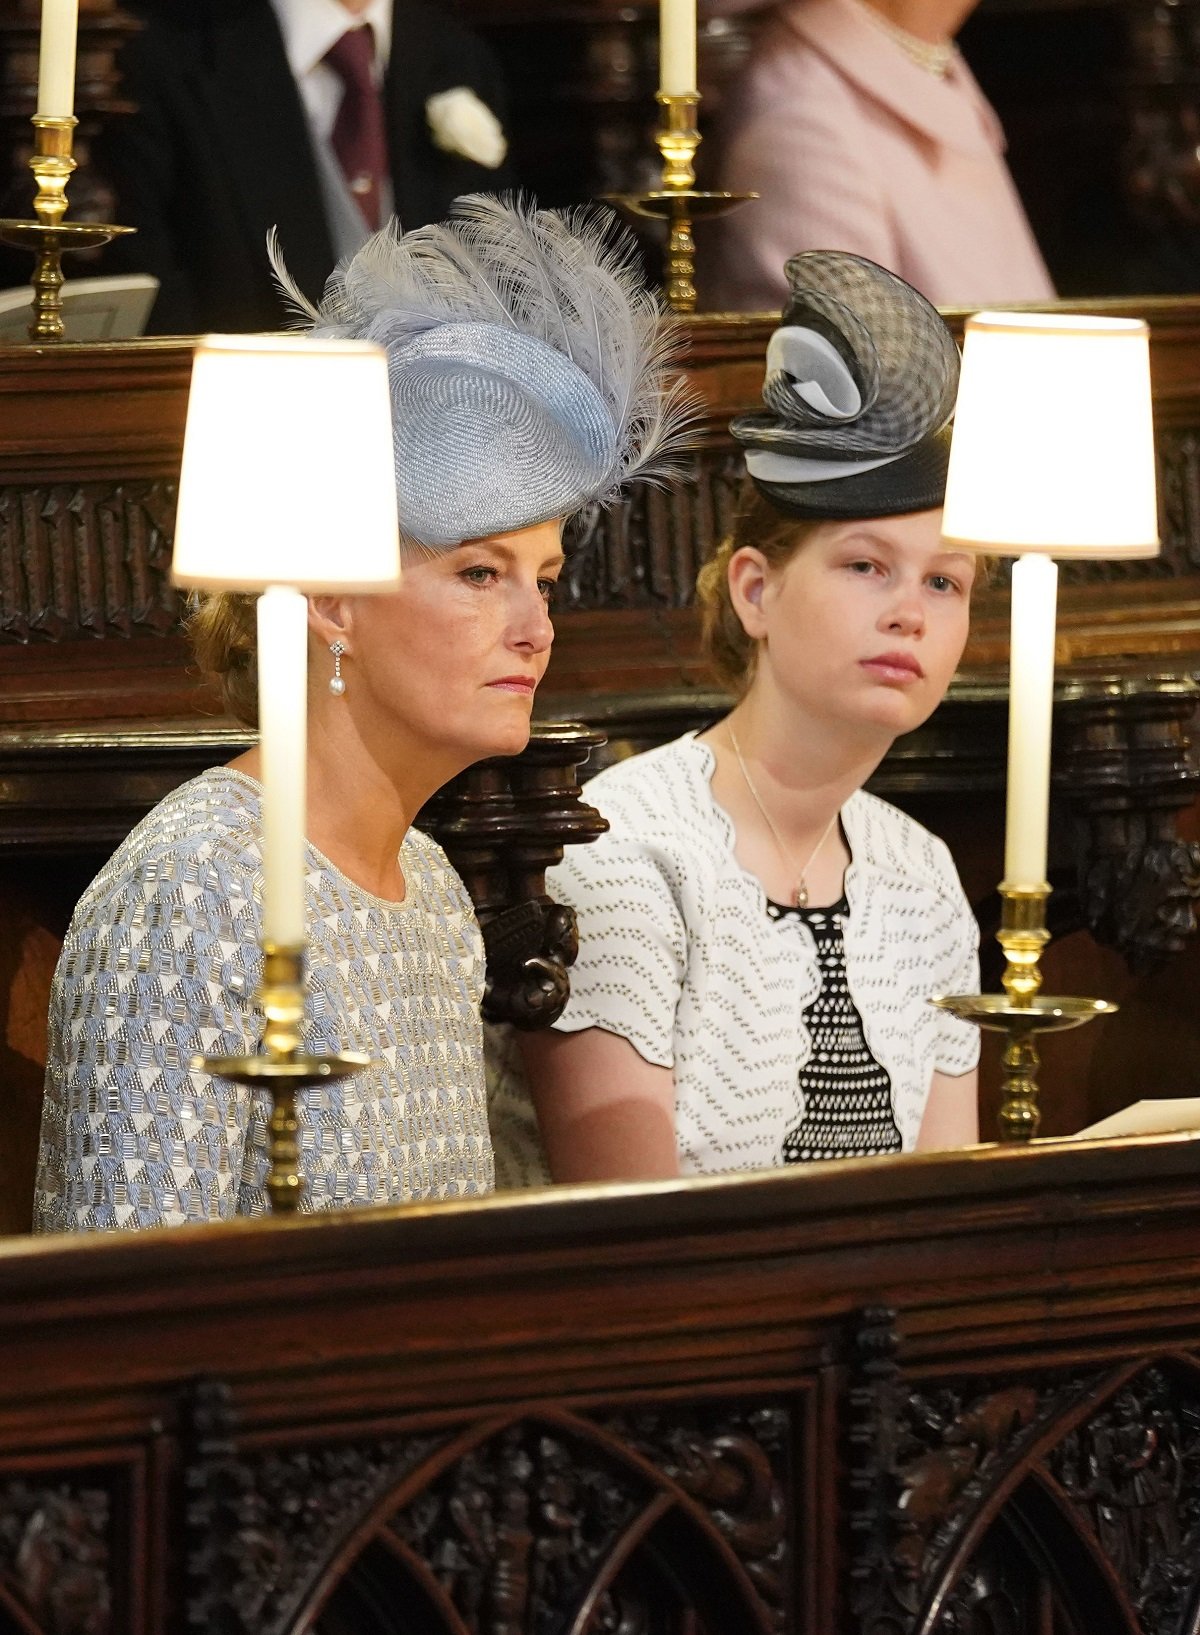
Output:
[744, 448, 902, 484]
[751, 322, 907, 484]
[766, 325, 863, 418]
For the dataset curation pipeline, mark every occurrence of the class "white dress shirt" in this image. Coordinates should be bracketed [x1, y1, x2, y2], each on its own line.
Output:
[268, 0, 395, 259]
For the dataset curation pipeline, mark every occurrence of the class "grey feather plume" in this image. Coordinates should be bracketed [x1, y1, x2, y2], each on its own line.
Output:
[265, 225, 321, 326]
[269, 194, 696, 498]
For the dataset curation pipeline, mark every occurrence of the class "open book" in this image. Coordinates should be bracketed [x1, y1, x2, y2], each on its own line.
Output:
[0, 273, 159, 343]
[1075, 1099, 1200, 1139]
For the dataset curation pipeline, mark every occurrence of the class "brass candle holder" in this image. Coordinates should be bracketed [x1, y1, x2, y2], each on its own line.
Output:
[604, 92, 756, 314]
[0, 115, 134, 342]
[192, 944, 368, 1214]
[933, 886, 1115, 1143]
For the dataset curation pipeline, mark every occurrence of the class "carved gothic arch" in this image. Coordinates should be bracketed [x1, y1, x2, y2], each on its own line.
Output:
[912, 1361, 1145, 1634]
[182, 1385, 791, 1635]
[847, 1311, 1200, 1635]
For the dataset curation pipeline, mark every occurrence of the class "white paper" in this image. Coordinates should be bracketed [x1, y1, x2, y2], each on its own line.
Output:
[1075, 1099, 1200, 1140]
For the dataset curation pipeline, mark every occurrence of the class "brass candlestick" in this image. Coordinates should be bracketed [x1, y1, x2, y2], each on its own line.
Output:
[604, 92, 756, 314]
[933, 886, 1115, 1143]
[0, 115, 134, 342]
[192, 943, 368, 1213]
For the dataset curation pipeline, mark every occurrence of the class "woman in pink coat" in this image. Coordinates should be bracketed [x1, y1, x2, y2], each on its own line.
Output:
[704, 0, 1055, 312]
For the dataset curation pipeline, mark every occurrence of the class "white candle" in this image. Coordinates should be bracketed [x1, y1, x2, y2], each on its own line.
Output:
[256, 585, 309, 947]
[36, 0, 79, 120]
[1003, 554, 1058, 889]
[659, 0, 697, 96]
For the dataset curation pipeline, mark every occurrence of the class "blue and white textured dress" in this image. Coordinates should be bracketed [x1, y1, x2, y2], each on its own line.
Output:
[34, 769, 493, 1232]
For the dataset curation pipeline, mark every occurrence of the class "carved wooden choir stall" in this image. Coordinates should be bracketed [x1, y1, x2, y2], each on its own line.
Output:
[4, 1127, 1200, 1633]
[3, 5, 1200, 1631]
[3, 304, 1200, 1233]
[0, 305, 1199, 1633]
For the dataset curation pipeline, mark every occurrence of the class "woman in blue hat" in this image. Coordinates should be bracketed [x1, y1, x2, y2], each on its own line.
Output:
[34, 197, 689, 1232]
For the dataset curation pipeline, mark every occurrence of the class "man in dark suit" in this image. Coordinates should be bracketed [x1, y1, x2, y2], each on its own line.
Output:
[98, 0, 514, 333]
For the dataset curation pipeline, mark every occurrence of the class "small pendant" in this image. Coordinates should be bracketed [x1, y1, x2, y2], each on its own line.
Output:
[794, 881, 809, 909]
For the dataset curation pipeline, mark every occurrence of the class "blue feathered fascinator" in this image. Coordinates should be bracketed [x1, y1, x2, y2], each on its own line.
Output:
[270, 195, 695, 549]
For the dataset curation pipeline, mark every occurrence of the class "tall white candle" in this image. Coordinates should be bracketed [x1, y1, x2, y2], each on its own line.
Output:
[659, 0, 697, 95]
[36, 0, 79, 120]
[256, 585, 309, 947]
[1003, 554, 1058, 889]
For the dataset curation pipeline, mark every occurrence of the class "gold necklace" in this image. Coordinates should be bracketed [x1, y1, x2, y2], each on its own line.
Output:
[728, 725, 842, 909]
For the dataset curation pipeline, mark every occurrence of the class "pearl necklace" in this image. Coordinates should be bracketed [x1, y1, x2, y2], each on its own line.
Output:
[851, 0, 955, 77]
[728, 726, 842, 910]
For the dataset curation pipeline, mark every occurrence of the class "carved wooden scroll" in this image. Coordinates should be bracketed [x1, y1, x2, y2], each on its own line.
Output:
[0, 480, 179, 644]
[418, 722, 608, 1029]
[1059, 676, 1200, 972]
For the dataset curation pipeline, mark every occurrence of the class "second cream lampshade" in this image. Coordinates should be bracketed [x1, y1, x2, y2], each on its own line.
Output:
[172, 335, 401, 949]
[942, 311, 1159, 893]
[932, 311, 1158, 1141]
[942, 312, 1159, 559]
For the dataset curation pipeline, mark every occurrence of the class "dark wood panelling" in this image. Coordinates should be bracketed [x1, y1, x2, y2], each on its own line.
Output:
[3, 1135, 1200, 1630]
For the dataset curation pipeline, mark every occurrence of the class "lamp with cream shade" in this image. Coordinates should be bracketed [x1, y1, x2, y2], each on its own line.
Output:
[172, 334, 401, 1210]
[934, 311, 1158, 1141]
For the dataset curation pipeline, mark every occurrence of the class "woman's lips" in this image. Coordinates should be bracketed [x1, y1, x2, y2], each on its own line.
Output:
[860, 652, 925, 684]
[486, 676, 537, 694]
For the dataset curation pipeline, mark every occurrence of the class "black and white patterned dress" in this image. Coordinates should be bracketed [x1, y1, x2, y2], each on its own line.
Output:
[489, 733, 979, 1187]
[767, 896, 902, 1162]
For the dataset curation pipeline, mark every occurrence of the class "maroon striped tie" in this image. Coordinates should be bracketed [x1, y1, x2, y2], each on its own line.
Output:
[323, 25, 388, 231]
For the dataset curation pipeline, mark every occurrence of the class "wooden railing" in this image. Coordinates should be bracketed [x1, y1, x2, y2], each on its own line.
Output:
[1, 1131, 1199, 1633]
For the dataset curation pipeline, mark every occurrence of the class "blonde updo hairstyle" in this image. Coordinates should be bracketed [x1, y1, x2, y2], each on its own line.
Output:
[188, 592, 260, 729]
[697, 480, 823, 698]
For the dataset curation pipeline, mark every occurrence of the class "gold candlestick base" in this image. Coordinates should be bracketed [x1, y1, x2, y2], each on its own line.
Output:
[932, 886, 1116, 1143]
[603, 92, 756, 314]
[0, 115, 134, 342]
[192, 943, 368, 1214]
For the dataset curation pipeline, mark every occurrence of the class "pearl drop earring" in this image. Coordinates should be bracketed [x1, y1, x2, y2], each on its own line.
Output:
[329, 640, 346, 696]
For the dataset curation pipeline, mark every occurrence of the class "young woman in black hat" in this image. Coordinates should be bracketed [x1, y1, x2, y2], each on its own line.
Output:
[493, 251, 981, 1186]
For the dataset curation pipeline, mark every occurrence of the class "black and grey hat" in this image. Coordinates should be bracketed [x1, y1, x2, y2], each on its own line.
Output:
[271, 196, 692, 549]
[730, 251, 959, 520]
